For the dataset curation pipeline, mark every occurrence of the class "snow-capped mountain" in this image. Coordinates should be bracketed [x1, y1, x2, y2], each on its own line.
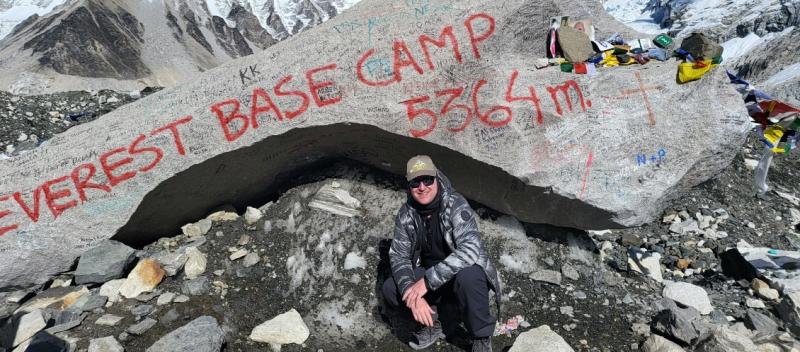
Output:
[0, 0, 360, 93]
[0, 0, 360, 41]
[0, 0, 66, 39]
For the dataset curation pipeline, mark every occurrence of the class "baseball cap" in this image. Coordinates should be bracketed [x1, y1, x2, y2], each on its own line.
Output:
[406, 155, 437, 181]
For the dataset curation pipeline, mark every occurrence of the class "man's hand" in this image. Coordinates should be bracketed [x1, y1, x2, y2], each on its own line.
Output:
[402, 278, 428, 307]
[409, 297, 435, 327]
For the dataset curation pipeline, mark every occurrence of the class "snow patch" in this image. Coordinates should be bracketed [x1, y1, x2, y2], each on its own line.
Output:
[603, 0, 662, 34]
[722, 33, 764, 62]
[312, 293, 388, 344]
[343, 251, 366, 270]
[482, 216, 538, 274]
[762, 63, 800, 87]
[286, 248, 311, 291]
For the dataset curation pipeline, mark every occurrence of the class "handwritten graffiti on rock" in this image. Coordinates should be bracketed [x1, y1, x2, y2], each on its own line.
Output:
[239, 64, 263, 87]
[0, 116, 192, 237]
[635, 148, 666, 166]
[211, 63, 340, 142]
[399, 70, 591, 138]
[0, 11, 601, 239]
[530, 141, 593, 200]
[356, 13, 495, 88]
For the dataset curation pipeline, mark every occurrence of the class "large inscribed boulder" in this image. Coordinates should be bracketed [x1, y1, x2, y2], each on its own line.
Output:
[0, 0, 749, 288]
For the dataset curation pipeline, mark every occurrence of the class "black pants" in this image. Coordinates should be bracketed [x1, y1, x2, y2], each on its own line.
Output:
[382, 264, 494, 338]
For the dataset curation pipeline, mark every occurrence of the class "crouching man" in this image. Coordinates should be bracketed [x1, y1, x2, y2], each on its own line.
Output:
[382, 155, 502, 352]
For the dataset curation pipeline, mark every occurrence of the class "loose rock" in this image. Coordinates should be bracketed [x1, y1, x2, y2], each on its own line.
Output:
[74, 240, 136, 285]
[641, 334, 687, 352]
[249, 309, 310, 349]
[118, 259, 166, 299]
[126, 318, 157, 335]
[181, 219, 212, 237]
[242, 252, 260, 268]
[695, 326, 757, 351]
[628, 248, 663, 282]
[184, 247, 207, 280]
[99, 279, 125, 304]
[146, 316, 225, 352]
[157, 292, 176, 305]
[508, 325, 574, 352]
[88, 336, 124, 352]
[244, 206, 263, 225]
[663, 282, 713, 315]
[182, 276, 210, 296]
[96, 314, 124, 326]
[13, 309, 46, 347]
[530, 270, 562, 286]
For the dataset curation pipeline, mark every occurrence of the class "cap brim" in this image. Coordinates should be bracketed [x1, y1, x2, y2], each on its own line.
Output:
[406, 169, 437, 181]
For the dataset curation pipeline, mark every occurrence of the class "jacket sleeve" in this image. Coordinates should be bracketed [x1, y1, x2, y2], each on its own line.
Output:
[389, 209, 416, 296]
[424, 196, 482, 291]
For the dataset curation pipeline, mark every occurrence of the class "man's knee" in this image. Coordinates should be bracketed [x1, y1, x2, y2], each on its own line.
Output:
[454, 264, 486, 288]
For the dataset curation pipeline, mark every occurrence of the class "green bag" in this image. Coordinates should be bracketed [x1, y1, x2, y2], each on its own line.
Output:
[654, 34, 673, 49]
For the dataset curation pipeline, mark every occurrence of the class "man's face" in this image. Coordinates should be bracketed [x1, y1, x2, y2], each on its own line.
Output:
[409, 176, 438, 205]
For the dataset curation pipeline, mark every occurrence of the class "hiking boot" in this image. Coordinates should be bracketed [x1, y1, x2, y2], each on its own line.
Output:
[471, 336, 492, 352]
[408, 320, 445, 350]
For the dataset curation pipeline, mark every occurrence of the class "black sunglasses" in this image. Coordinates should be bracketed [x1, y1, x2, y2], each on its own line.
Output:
[409, 176, 435, 189]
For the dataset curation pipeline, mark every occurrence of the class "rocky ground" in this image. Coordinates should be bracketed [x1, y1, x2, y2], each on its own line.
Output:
[0, 88, 162, 157]
[0, 89, 799, 352]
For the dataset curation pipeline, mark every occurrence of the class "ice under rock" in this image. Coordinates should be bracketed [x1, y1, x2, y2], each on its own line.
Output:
[343, 252, 367, 270]
[309, 183, 363, 217]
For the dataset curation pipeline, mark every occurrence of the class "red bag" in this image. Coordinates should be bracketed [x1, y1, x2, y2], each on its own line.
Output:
[574, 62, 587, 74]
